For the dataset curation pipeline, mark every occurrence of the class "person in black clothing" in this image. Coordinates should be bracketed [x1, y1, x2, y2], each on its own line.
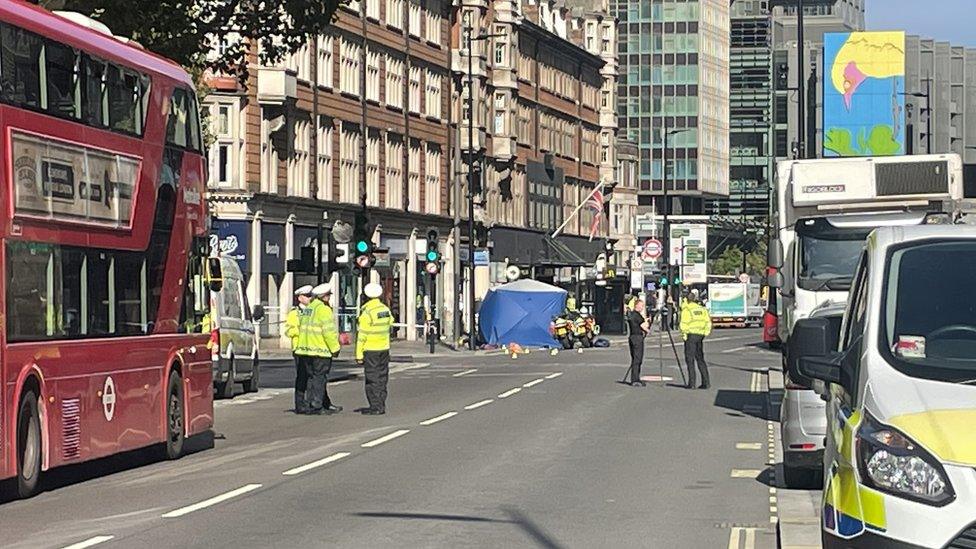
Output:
[626, 299, 651, 387]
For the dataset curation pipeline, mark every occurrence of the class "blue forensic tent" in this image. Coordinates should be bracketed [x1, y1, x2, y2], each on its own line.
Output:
[479, 279, 567, 347]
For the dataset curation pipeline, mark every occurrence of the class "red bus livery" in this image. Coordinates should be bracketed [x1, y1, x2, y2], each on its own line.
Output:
[0, 0, 212, 498]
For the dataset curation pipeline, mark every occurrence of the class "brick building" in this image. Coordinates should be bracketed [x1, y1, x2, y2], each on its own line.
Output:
[204, 0, 455, 346]
[454, 0, 622, 328]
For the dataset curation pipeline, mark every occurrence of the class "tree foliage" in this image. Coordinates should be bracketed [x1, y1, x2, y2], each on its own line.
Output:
[709, 241, 767, 279]
[38, 0, 343, 77]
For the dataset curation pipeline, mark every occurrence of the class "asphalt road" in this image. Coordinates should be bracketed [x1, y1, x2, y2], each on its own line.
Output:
[0, 328, 781, 549]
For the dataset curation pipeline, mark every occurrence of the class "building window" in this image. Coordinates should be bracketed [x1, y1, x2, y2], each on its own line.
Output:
[207, 101, 243, 188]
[408, 65, 422, 113]
[408, 0, 421, 37]
[517, 102, 532, 145]
[424, 144, 441, 214]
[585, 21, 596, 52]
[317, 35, 334, 88]
[386, 56, 404, 109]
[317, 118, 334, 201]
[425, 71, 441, 119]
[366, 49, 381, 102]
[493, 26, 508, 66]
[260, 113, 276, 193]
[385, 134, 404, 209]
[287, 43, 310, 81]
[425, 0, 442, 44]
[366, 0, 380, 21]
[387, 0, 404, 29]
[601, 131, 611, 164]
[408, 140, 421, 211]
[339, 38, 362, 96]
[600, 79, 611, 109]
[366, 130, 380, 206]
[601, 23, 612, 54]
[340, 123, 361, 203]
[288, 117, 311, 197]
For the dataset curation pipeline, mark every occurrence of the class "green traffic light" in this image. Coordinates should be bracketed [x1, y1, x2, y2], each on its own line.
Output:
[356, 240, 369, 253]
[426, 250, 439, 262]
[660, 277, 669, 286]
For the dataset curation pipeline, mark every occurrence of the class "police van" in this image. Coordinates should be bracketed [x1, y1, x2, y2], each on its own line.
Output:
[208, 256, 263, 399]
[790, 225, 976, 548]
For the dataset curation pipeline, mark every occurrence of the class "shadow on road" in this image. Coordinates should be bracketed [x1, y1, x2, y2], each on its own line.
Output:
[352, 507, 564, 548]
[0, 431, 214, 504]
[713, 389, 770, 421]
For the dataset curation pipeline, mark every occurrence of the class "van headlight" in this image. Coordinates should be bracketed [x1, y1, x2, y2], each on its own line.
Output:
[856, 414, 955, 506]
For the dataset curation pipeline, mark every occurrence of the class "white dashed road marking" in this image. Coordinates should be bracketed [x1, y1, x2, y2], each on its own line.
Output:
[498, 388, 522, 398]
[420, 412, 458, 426]
[522, 379, 545, 388]
[730, 469, 762, 479]
[162, 484, 262, 518]
[282, 452, 351, 476]
[735, 442, 762, 450]
[61, 536, 115, 549]
[362, 429, 410, 448]
[464, 399, 494, 410]
[453, 369, 477, 377]
[545, 372, 563, 379]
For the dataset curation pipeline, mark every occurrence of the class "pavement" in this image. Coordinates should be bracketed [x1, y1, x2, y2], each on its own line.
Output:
[767, 368, 823, 549]
[0, 328, 787, 549]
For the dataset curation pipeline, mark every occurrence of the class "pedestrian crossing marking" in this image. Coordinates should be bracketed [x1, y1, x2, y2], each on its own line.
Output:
[727, 527, 759, 549]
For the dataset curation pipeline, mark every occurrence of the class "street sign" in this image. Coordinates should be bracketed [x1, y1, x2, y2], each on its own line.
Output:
[631, 256, 643, 270]
[642, 239, 663, 260]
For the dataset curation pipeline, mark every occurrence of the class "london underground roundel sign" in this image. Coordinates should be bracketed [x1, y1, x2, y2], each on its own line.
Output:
[642, 239, 663, 260]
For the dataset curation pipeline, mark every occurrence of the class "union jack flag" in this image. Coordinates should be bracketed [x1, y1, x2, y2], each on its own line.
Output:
[585, 186, 604, 241]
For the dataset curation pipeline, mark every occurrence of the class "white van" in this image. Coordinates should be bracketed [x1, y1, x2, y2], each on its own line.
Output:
[208, 256, 263, 399]
[791, 225, 976, 548]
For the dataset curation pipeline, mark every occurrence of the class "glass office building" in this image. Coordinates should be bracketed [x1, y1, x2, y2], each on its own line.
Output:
[613, 0, 730, 214]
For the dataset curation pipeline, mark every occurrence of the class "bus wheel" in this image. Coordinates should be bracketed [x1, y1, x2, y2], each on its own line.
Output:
[16, 388, 42, 499]
[163, 371, 185, 460]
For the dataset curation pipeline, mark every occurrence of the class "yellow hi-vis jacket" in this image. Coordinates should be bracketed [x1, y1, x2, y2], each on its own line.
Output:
[356, 298, 393, 360]
[284, 306, 303, 351]
[679, 301, 712, 340]
[295, 300, 341, 358]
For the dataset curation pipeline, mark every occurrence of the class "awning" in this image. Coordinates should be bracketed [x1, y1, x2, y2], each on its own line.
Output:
[540, 236, 586, 266]
[490, 227, 604, 267]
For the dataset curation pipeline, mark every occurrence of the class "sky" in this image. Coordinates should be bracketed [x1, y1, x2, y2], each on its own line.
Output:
[866, 0, 976, 47]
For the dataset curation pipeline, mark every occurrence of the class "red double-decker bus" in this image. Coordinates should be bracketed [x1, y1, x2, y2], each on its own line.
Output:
[0, 0, 213, 498]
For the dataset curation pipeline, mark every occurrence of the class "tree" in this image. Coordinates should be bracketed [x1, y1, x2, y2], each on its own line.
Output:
[39, 0, 343, 77]
[708, 240, 768, 280]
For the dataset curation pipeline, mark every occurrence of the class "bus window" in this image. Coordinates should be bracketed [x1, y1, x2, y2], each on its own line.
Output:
[167, 88, 189, 148]
[180, 237, 210, 333]
[106, 64, 138, 134]
[6, 242, 50, 340]
[43, 40, 79, 118]
[0, 24, 42, 109]
[81, 54, 105, 125]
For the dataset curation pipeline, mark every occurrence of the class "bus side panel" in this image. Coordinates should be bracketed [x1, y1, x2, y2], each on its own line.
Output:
[182, 353, 214, 436]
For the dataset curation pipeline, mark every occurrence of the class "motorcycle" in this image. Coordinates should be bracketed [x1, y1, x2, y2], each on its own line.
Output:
[551, 314, 576, 350]
[572, 308, 600, 348]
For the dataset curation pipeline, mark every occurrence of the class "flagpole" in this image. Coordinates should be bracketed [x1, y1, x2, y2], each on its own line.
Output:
[552, 181, 605, 239]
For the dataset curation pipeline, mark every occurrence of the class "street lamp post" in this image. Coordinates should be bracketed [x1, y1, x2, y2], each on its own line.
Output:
[796, 0, 805, 159]
[662, 123, 691, 306]
[901, 81, 932, 155]
[463, 16, 503, 350]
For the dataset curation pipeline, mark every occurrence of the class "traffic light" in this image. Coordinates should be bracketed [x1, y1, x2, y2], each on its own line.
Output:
[325, 231, 343, 277]
[353, 211, 375, 273]
[424, 229, 440, 276]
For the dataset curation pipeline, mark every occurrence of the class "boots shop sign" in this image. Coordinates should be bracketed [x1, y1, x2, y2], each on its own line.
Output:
[11, 130, 138, 228]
